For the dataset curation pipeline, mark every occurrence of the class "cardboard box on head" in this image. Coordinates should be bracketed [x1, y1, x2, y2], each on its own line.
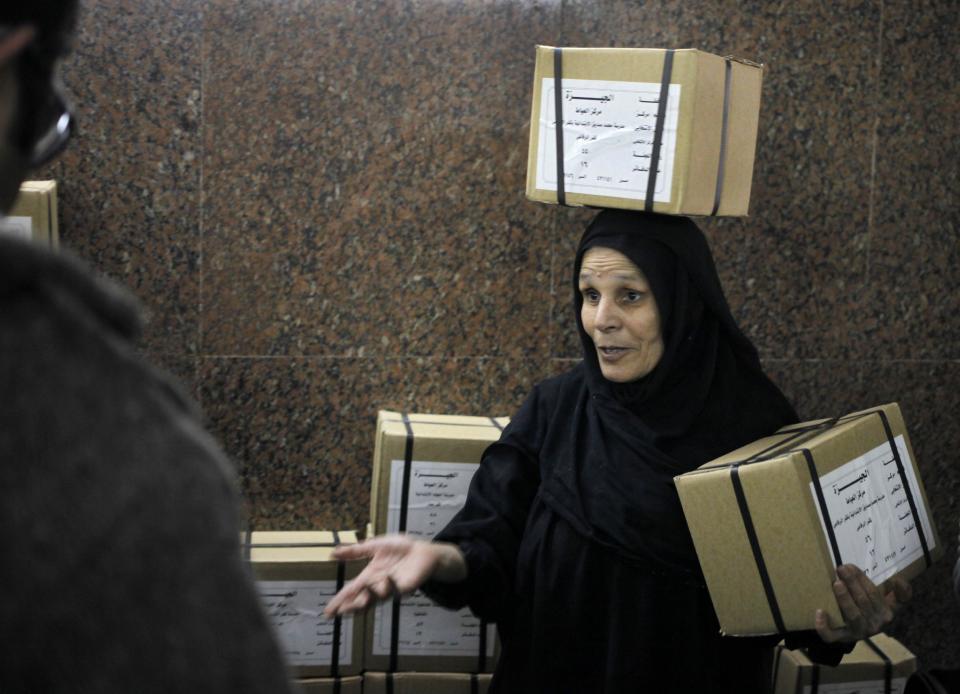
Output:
[526, 46, 763, 217]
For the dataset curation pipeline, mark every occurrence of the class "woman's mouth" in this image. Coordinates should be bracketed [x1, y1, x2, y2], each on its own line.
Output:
[598, 346, 629, 362]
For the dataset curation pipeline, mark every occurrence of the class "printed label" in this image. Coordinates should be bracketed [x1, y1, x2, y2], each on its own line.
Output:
[258, 580, 353, 666]
[0, 216, 33, 241]
[811, 435, 935, 583]
[536, 77, 681, 203]
[803, 676, 907, 694]
[372, 460, 495, 658]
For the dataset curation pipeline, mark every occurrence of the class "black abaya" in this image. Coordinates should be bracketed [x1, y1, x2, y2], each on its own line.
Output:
[423, 211, 841, 692]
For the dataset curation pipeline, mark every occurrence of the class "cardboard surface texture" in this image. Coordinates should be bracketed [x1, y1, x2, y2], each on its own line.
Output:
[364, 672, 492, 694]
[366, 410, 506, 672]
[526, 46, 763, 216]
[675, 403, 941, 635]
[246, 530, 364, 677]
[0, 180, 59, 248]
[772, 633, 917, 694]
[295, 676, 363, 694]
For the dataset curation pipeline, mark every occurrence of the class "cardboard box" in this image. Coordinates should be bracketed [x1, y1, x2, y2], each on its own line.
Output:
[771, 633, 917, 694]
[0, 180, 59, 248]
[526, 46, 763, 216]
[246, 530, 364, 677]
[294, 676, 363, 694]
[364, 672, 492, 694]
[675, 403, 941, 635]
[366, 410, 506, 673]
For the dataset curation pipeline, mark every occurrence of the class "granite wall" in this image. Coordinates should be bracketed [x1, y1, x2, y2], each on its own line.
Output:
[41, 0, 959, 668]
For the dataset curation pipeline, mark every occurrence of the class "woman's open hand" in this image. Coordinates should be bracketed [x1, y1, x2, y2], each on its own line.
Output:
[323, 534, 466, 618]
[815, 563, 913, 643]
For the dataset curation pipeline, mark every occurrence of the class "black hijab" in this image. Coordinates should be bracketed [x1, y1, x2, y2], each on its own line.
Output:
[539, 209, 798, 578]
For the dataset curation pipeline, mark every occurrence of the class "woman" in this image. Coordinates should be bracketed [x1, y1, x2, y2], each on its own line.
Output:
[326, 210, 909, 692]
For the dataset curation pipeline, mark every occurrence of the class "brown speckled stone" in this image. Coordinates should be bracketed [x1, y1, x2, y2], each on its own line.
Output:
[200, 355, 554, 531]
[201, 0, 564, 358]
[38, 0, 203, 355]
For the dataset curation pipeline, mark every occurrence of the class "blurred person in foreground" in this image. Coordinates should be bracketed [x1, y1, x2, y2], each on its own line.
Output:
[0, 5, 293, 692]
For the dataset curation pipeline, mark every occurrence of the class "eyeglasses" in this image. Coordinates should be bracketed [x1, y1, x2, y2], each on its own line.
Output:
[27, 72, 73, 168]
[0, 25, 76, 168]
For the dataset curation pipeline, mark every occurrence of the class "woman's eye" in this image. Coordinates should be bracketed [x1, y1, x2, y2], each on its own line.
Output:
[582, 289, 599, 302]
[624, 291, 643, 302]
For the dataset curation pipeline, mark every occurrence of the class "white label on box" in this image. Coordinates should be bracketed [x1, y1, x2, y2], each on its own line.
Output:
[535, 77, 681, 203]
[0, 216, 33, 241]
[372, 459, 495, 658]
[803, 676, 907, 694]
[257, 580, 353, 666]
[811, 435, 935, 584]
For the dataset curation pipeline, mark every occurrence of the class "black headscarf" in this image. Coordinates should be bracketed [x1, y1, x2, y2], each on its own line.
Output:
[539, 209, 798, 578]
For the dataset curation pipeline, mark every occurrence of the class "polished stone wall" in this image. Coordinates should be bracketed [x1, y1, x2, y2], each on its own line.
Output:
[42, 0, 959, 667]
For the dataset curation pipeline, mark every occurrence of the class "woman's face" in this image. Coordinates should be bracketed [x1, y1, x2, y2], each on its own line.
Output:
[579, 246, 664, 383]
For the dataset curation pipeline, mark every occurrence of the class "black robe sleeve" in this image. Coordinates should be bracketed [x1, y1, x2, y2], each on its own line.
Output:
[421, 385, 545, 622]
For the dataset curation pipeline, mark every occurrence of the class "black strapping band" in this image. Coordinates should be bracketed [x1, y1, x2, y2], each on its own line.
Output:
[710, 58, 733, 216]
[645, 48, 675, 212]
[488, 416, 504, 432]
[802, 449, 843, 567]
[864, 637, 893, 694]
[811, 661, 820, 693]
[477, 618, 488, 673]
[331, 530, 344, 688]
[471, 673, 480, 694]
[386, 672, 395, 694]
[875, 410, 931, 567]
[389, 413, 415, 673]
[553, 47, 566, 206]
[730, 464, 786, 633]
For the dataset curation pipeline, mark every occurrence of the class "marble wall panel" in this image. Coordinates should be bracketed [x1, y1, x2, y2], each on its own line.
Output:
[39, 0, 203, 355]
[200, 355, 552, 531]
[868, 0, 960, 360]
[201, 0, 563, 359]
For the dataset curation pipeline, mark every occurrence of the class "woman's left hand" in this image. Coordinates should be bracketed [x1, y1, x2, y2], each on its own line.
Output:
[815, 563, 913, 643]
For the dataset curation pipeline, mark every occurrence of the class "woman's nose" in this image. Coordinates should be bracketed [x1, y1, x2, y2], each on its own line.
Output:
[595, 298, 619, 330]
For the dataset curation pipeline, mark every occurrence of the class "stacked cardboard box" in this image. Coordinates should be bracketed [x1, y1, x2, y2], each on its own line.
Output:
[365, 410, 507, 673]
[675, 403, 941, 635]
[526, 46, 763, 216]
[771, 633, 917, 694]
[246, 530, 364, 678]
[364, 672, 492, 694]
[295, 676, 363, 694]
[0, 180, 59, 248]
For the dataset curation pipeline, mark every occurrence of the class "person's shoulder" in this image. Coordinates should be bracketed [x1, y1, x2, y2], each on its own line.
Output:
[0, 236, 142, 341]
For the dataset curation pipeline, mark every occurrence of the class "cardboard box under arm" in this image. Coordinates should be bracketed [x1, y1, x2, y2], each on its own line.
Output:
[771, 633, 917, 694]
[0, 180, 59, 248]
[245, 530, 364, 678]
[366, 410, 507, 673]
[674, 403, 940, 635]
[526, 46, 763, 216]
[364, 672, 492, 694]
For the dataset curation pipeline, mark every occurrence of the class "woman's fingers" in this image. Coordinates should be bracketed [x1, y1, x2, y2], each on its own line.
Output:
[821, 564, 901, 642]
[814, 608, 848, 643]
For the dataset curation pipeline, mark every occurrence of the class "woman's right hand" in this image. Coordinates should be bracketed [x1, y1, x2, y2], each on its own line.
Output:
[322, 534, 467, 618]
